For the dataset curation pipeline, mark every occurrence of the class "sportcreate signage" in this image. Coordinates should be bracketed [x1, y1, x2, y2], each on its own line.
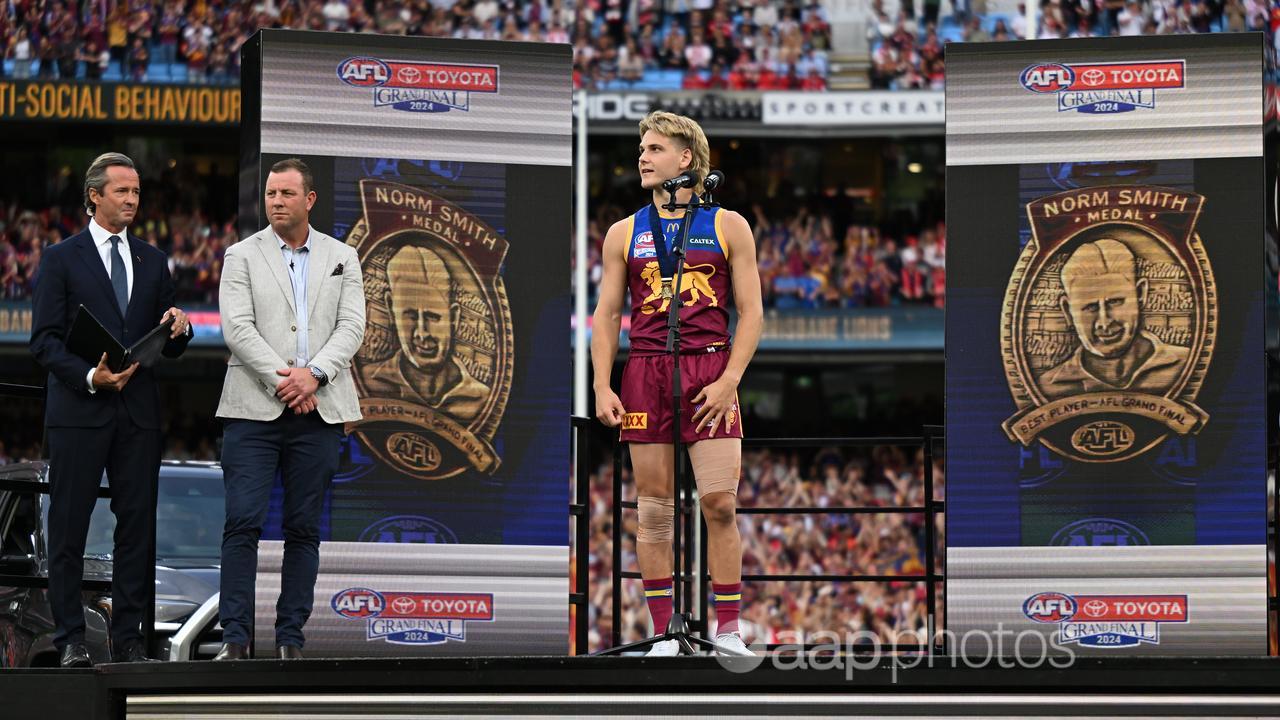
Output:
[762, 91, 943, 126]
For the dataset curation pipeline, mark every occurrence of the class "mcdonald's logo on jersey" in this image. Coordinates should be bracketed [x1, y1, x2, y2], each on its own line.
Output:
[623, 412, 648, 430]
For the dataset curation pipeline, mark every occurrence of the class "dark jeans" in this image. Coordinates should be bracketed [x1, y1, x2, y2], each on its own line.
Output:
[47, 400, 161, 650]
[219, 411, 342, 648]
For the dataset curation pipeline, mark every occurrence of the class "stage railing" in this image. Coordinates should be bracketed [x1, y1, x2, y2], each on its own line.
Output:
[0, 384, 70, 586]
[0, 467, 114, 596]
[607, 426, 945, 653]
[569, 415, 591, 655]
[0, 382, 151, 644]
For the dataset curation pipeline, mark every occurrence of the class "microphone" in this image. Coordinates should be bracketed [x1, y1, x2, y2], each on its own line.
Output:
[661, 173, 697, 192]
[703, 170, 725, 192]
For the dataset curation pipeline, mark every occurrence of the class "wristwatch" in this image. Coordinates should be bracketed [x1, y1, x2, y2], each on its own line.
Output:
[308, 365, 328, 387]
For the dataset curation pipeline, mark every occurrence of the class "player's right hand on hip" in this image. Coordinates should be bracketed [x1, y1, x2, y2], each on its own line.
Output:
[596, 390, 626, 428]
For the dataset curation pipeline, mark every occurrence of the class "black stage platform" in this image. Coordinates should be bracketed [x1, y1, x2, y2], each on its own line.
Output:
[6, 656, 1280, 719]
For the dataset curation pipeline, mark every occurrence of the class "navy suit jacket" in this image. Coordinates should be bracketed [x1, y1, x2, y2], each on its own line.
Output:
[29, 228, 192, 429]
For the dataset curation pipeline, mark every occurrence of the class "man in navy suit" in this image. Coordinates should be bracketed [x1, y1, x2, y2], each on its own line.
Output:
[29, 152, 193, 667]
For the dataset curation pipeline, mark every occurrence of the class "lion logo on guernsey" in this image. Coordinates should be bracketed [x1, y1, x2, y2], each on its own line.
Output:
[1023, 591, 1187, 647]
[332, 587, 495, 645]
[1020, 60, 1184, 114]
[337, 57, 499, 113]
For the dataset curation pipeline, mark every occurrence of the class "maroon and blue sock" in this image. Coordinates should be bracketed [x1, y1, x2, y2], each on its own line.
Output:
[712, 581, 742, 636]
[643, 577, 674, 635]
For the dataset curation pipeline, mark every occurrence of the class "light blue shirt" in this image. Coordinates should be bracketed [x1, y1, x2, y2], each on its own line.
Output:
[276, 227, 313, 366]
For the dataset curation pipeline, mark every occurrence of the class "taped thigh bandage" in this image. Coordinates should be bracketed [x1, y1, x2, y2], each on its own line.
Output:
[637, 496, 675, 542]
[689, 439, 743, 496]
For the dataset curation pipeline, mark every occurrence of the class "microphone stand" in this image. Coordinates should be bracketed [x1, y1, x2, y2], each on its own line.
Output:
[599, 178, 721, 657]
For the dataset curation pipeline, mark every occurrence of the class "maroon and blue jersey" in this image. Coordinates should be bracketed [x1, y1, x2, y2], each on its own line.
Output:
[625, 204, 733, 356]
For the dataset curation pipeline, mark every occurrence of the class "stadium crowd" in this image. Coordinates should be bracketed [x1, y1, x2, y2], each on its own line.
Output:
[752, 207, 945, 309]
[576, 202, 946, 311]
[585, 444, 945, 651]
[0, 0, 832, 89]
[10, 191, 948, 311]
[573, 0, 833, 90]
[870, 0, 1280, 89]
[0, 198, 235, 304]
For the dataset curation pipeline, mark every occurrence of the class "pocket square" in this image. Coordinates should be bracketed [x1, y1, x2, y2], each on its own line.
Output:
[331, 263, 344, 276]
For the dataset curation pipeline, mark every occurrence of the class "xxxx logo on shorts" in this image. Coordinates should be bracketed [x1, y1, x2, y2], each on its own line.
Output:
[623, 412, 648, 430]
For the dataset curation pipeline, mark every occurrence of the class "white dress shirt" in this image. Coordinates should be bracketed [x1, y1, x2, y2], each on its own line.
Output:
[88, 216, 134, 299]
[85, 217, 134, 393]
[274, 227, 314, 367]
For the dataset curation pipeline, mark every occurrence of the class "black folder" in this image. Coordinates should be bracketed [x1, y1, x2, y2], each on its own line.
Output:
[66, 305, 175, 373]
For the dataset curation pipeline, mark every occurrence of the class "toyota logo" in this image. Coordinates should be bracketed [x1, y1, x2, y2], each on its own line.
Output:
[398, 67, 422, 84]
[1083, 600, 1108, 616]
[392, 596, 417, 615]
[1081, 69, 1105, 86]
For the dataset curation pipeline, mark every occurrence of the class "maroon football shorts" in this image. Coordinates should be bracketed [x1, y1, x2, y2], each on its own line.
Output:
[618, 349, 743, 444]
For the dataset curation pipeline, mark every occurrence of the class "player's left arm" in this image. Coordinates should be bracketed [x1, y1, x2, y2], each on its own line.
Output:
[693, 209, 763, 437]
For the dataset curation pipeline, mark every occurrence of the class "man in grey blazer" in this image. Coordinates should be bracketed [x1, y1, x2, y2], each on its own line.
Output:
[213, 158, 365, 660]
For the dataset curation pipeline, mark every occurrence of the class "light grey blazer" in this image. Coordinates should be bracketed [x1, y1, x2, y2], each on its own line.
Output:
[216, 226, 366, 424]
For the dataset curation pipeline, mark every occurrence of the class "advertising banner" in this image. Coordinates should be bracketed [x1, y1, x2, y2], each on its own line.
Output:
[761, 90, 944, 126]
[945, 34, 1271, 655]
[0, 79, 239, 124]
[240, 30, 571, 656]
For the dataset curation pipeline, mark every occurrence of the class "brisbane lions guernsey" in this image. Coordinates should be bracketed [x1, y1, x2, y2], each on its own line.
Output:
[625, 203, 733, 356]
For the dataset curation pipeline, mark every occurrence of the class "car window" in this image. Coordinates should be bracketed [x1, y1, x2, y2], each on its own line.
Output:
[0, 493, 37, 559]
[43, 469, 224, 568]
[154, 473, 224, 566]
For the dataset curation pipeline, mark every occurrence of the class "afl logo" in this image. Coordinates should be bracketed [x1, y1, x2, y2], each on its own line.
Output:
[1051, 518, 1150, 547]
[387, 432, 442, 472]
[338, 57, 391, 87]
[1020, 63, 1076, 93]
[1023, 592, 1077, 623]
[360, 515, 459, 544]
[331, 588, 385, 618]
[1071, 421, 1135, 458]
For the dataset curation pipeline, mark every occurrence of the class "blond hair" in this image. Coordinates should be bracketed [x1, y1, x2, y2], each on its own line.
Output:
[638, 111, 710, 184]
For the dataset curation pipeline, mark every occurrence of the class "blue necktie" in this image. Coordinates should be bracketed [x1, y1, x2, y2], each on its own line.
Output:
[109, 235, 128, 316]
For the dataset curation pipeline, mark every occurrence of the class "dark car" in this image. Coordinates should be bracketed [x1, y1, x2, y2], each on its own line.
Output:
[0, 460, 225, 666]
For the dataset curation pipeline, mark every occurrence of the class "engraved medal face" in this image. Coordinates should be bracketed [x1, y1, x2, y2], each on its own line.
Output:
[661, 279, 673, 299]
[347, 179, 513, 480]
[1000, 186, 1216, 463]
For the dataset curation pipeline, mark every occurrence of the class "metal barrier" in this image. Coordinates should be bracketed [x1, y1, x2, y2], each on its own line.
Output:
[607, 426, 945, 653]
[0, 472, 113, 594]
[569, 415, 591, 654]
[0, 383, 68, 589]
[0, 382, 42, 400]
